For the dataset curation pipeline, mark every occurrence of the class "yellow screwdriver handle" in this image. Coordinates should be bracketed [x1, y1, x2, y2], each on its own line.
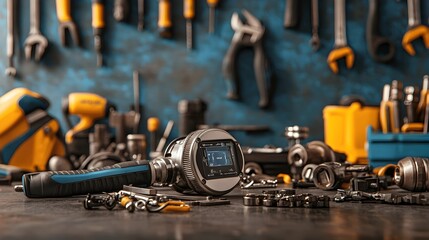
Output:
[184, 0, 195, 20]
[207, 0, 219, 7]
[158, 0, 172, 28]
[92, 0, 105, 29]
[147, 117, 160, 132]
[56, 0, 72, 22]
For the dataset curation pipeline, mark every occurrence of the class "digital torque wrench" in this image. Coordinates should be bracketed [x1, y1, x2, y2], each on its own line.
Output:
[16, 129, 244, 198]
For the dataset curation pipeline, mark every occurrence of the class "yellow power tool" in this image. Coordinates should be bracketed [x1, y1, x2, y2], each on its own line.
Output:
[0, 88, 66, 172]
[62, 93, 116, 158]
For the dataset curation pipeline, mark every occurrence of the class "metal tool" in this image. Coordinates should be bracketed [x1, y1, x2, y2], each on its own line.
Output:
[389, 80, 403, 133]
[243, 191, 330, 208]
[24, 0, 48, 62]
[284, 0, 298, 28]
[17, 129, 244, 198]
[223, 10, 270, 108]
[287, 141, 336, 168]
[5, 0, 16, 77]
[313, 162, 369, 190]
[366, 0, 395, 62]
[198, 124, 269, 132]
[380, 84, 392, 133]
[417, 75, 429, 122]
[402, 0, 429, 56]
[147, 117, 160, 153]
[285, 125, 309, 147]
[327, 0, 354, 74]
[113, 0, 129, 22]
[138, 0, 144, 31]
[151, 120, 174, 158]
[334, 189, 429, 205]
[158, 0, 172, 38]
[184, 0, 195, 50]
[92, 0, 105, 67]
[310, 0, 320, 51]
[56, 0, 80, 47]
[207, 0, 219, 33]
[404, 86, 419, 123]
[395, 157, 429, 192]
[178, 99, 207, 136]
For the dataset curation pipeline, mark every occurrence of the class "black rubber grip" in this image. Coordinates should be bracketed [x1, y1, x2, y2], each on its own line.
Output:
[22, 160, 152, 198]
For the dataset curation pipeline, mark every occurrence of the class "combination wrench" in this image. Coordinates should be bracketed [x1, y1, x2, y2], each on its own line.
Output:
[327, 0, 354, 74]
[366, 0, 395, 62]
[402, 0, 429, 56]
[24, 0, 48, 61]
[309, 0, 320, 51]
[5, 0, 16, 77]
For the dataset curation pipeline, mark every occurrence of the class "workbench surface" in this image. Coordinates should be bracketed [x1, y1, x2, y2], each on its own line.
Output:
[1, 184, 428, 239]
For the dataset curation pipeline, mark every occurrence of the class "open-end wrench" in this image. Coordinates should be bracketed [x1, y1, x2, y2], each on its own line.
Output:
[367, 0, 395, 62]
[56, 0, 80, 46]
[402, 0, 429, 56]
[309, 0, 320, 51]
[327, 0, 354, 74]
[5, 0, 16, 77]
[24, 0, 48, 62]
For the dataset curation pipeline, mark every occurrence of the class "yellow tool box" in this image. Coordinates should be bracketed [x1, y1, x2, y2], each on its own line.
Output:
[323, 102, 380, 164]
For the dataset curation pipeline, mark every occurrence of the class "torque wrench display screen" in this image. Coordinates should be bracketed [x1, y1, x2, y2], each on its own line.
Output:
[199, 141, 239, 179]
[206, 146, 233, 167]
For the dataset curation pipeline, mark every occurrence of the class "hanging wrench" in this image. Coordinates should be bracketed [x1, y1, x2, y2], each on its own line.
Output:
[5, 0, 16, 77]
[367, 0, 395, 62]
[327, 0, 354, 74]
[402, 0, 429, 56]
[309, 0, 320, 51]
[24, 0, 48, 61]
[284, 0, 298, 28]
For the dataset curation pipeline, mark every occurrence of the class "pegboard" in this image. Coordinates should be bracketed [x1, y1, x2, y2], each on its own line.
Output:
[0, 0, 428, 148]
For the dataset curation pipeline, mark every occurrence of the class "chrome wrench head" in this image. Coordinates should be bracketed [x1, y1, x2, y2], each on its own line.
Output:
[25, 0, 48, 61]
[24, 34, 48, 61]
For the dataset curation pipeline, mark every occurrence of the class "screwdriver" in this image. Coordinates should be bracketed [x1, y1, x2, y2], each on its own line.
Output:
[158, 0, 172, 38]
[92, 0, 105, 67]
[184, 0, 195, 50]
[207, 0, 219, 34]
[147, 117, 160, 153]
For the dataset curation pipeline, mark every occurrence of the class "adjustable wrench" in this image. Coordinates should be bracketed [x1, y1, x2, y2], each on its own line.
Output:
[327, 0, 354, 74]
[5, 0, 16, 77]
[366, 0, 395, 62]
[402, 0, 429, 56]
[309, 0, 320, 51]
[24, 0, 48, 62]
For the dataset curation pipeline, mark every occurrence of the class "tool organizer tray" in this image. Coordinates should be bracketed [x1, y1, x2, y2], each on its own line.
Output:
[367, 127, 429, 168]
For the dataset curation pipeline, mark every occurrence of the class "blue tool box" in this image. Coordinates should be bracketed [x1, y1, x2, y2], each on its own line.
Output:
[367, 127, 429, 168]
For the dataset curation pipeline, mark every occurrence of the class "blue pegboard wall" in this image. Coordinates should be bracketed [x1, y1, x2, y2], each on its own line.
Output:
[0, 0, 428, 148]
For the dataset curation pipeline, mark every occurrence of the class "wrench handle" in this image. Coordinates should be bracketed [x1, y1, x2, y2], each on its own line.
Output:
[334, 0, 347, 47]
[408, 0, 420, 27]
[311, 0, 319, 32]
[114, 0, 130, 22]
[56, 0, 72, 22]
[22, 160, 152, 198]
[284, 0, 298, 28]
[30, 0, 40, 32]
[6, 0, 14, 57]
[366, 0, 395, 62]
[253, 43, 270, 109]
[222, 40, 240, 100]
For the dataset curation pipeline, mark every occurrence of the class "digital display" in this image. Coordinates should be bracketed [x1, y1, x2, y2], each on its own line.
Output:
[206, 146, 233, 167]
[198, 140, 240, 179]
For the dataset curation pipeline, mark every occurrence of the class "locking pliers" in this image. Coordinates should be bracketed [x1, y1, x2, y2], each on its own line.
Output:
[222, 10, 270, 109]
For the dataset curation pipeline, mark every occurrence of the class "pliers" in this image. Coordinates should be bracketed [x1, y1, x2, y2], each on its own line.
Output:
[222, 10, 270, 109]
